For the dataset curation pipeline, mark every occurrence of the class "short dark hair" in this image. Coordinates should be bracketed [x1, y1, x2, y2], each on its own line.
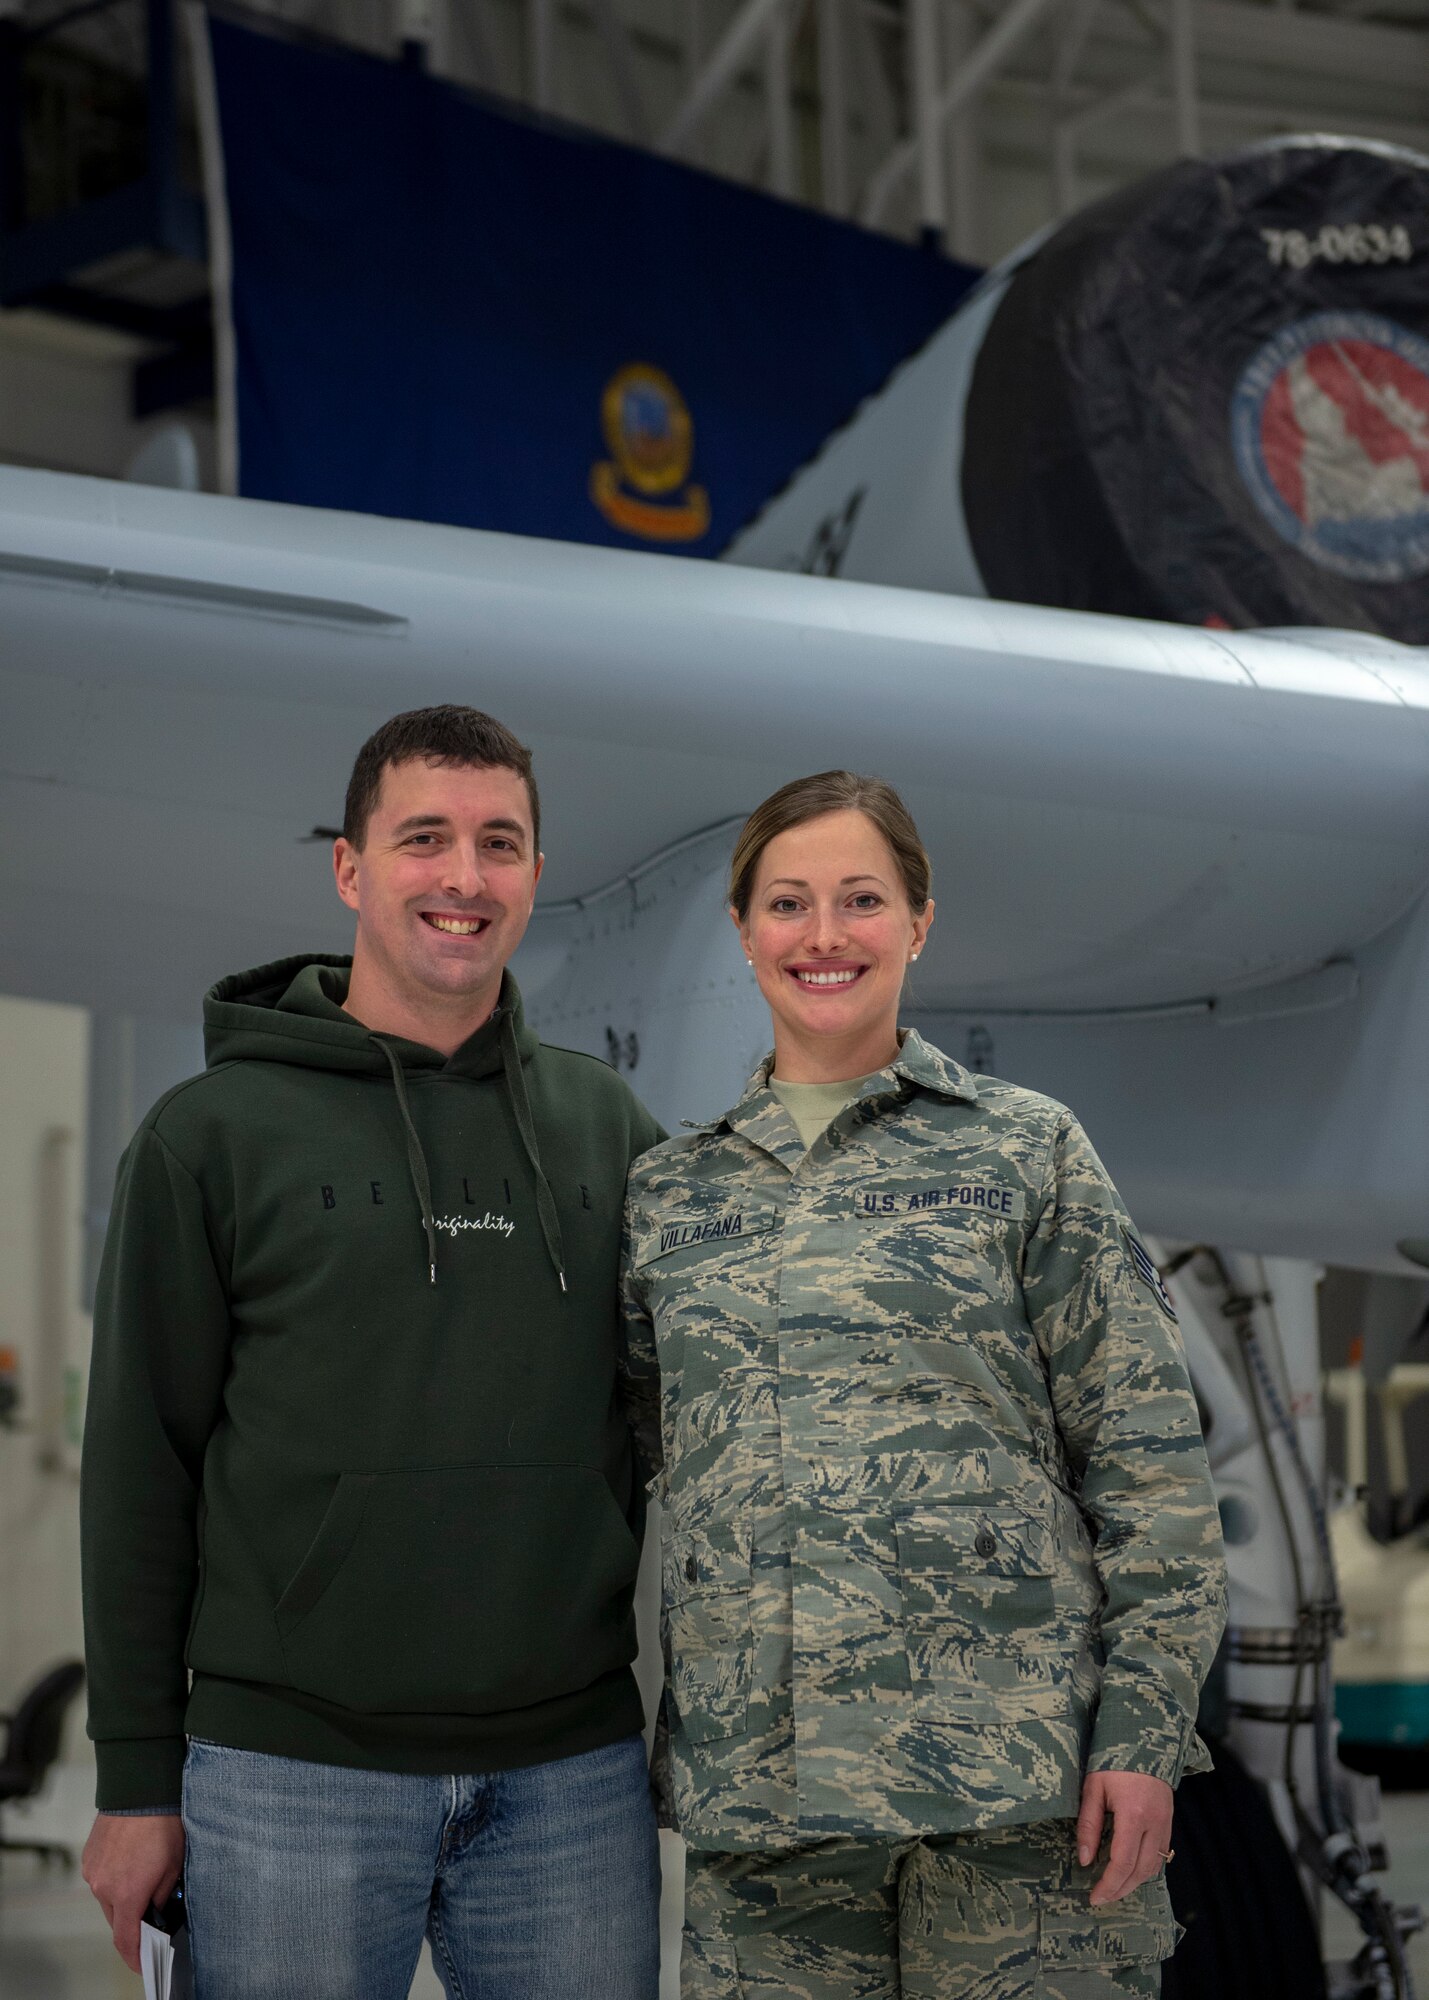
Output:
[343, 705, 540, 852]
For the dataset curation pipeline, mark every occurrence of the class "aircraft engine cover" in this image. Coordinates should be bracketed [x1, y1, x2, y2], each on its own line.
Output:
[727, 138, 1429, 643]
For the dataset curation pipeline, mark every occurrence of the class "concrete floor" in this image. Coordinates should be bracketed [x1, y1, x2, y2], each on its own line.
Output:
[1321, 1789, 1429, 1996]
[1, 1800, 1422, 1997]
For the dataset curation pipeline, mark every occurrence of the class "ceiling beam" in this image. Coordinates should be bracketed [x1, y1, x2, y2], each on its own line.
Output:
[816, 0, 849, 213]
[588, 0, 650, 141]
[659, 0, 788, 155]
[860, 0, 1063, 225]
[765, 0, 795, 196]
[1167, 0, 1200, 156]
[451, 0, 514, 97]
[995, 71, 1429, 164]
[528, 0, 555, 111]
[908, 0, 946, 239]
[1095, 0, 1429, 90]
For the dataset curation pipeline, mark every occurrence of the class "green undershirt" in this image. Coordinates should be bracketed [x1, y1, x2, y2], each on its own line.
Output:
[769, 1072, 883, 1153]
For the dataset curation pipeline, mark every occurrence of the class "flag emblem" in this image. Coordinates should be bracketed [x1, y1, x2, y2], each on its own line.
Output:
[590, 362, 711, 542]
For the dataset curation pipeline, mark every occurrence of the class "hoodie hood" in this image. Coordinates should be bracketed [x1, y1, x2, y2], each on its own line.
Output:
[203, 954, 561, 1289]
[204, 953, 540, 1079]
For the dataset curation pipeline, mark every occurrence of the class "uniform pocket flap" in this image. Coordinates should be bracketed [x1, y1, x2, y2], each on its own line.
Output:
[663, 1520, 753, 1746]
[895, 1499, 1055, 1582]
[665, 1520, 751, 1603]
[635, 1202, 778, 1267]
[1040, 1882, 1179, 1966]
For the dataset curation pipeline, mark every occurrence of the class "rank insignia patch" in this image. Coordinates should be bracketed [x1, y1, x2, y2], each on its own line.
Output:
[1123, 1227, 1176, 1318]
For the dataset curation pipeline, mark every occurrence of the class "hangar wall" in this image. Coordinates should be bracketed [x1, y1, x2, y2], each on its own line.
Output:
[0, 995, 91, 1781]
[0, 314, 217, 485]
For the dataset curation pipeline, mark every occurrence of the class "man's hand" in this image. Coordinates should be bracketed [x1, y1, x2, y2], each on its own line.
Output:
[81, 1813, 186, 1972]
[1076, 1770, 1173, 1907]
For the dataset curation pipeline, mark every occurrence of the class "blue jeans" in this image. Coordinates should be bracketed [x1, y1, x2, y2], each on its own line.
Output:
[181, 1734, 660, 2000]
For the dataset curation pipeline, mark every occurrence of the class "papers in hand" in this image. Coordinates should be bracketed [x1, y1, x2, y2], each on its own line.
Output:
[140, 1891, 193, 2000]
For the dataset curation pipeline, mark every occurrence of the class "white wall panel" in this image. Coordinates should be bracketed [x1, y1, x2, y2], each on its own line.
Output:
[0, 993, 91, 1777]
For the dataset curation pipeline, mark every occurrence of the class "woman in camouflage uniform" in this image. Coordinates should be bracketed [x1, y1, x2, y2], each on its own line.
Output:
[621, 771, 1226, 1998]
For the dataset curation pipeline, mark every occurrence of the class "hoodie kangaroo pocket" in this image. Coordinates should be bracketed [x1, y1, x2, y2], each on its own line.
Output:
[273, 1463, 640, 1714]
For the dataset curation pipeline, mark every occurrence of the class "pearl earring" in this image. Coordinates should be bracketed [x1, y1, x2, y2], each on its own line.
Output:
[910, 951, 920, 961]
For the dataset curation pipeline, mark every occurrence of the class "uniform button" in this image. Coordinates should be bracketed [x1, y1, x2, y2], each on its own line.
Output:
[685, 1554, 699, 1583]
[974, 1527, 997, 1560]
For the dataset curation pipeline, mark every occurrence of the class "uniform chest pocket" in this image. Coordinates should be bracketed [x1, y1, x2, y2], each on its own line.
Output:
[854, 1180, 1026, 1226]
[895, 1499, 1064, 1713]
[635, 1201, 780, 1395]
[635, 1200, 779, 1275]
[663, 1522, 753, 1745]
[848, 1179, 1025, 1317]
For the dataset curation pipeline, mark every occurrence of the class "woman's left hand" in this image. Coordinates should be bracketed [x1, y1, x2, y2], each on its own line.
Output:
[1076, 1769, 1174, 1905]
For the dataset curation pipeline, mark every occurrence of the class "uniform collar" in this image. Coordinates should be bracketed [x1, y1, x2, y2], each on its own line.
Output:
[889, 1027, 981, 1104]
[705, 1026, 980, 1169]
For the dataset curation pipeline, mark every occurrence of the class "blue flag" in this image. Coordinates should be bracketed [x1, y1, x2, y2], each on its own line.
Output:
[203, 12, 979, 554]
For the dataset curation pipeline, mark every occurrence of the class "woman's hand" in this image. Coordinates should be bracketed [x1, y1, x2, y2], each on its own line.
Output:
[1076, 1769, 1173, 1905]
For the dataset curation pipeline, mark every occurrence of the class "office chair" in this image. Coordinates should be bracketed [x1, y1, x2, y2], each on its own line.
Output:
[0, 1659, 86, 1867]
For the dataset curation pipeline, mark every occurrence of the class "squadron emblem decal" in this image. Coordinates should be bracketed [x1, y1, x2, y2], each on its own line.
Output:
[589, 362, 711, 543]
[1230, 311, 1429, 583]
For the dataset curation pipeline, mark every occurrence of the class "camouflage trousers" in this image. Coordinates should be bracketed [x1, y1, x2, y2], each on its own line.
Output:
[682, 1818, 1177, 2000]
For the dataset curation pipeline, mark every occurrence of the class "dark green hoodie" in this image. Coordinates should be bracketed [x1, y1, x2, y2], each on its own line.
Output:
[81, 956, 663, 1809]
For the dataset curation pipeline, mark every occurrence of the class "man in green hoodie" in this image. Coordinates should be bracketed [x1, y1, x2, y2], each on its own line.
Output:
[80, 706, 664, 1998]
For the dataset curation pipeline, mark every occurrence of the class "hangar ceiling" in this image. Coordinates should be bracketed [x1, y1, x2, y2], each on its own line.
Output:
[22, 0, 1429, 265]
[355, 0, 1429, 262]
[0, 0, 1427, 458]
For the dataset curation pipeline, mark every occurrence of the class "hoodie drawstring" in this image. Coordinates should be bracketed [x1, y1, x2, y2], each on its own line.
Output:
[370, 1019, 567, 1294]
[498, 1009, 568, 1294]
[372, 1038, 439, 1284]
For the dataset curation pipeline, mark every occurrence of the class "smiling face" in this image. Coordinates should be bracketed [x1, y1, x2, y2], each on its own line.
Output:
[334, 756, 542, 1053]
[735, 808, 933, 1083]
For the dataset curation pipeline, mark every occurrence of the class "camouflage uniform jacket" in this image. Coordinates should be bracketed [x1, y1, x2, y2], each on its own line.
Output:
[620, 1031, 1226, 1852]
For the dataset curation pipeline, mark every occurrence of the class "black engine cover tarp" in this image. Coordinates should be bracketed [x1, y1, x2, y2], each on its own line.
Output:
[1163, 1741, 1328, 2000]
[962, 140, 1429, 639]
